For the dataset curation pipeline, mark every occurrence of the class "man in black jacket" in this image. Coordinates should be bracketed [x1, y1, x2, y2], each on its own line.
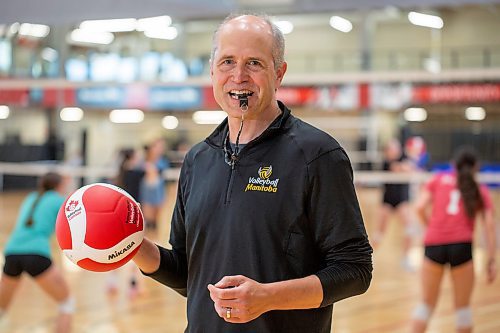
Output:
[133, 13, 373, 333]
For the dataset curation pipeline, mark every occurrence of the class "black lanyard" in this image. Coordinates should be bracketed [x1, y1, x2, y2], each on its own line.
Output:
[223, 96, 248, 168]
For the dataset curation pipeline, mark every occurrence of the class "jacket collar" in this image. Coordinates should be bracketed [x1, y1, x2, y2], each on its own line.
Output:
[205, 101, 291, 149]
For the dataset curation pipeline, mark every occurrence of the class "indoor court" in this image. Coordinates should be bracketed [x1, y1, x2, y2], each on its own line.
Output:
[1, 0, 500, 332]
[0, 182, 499, 332]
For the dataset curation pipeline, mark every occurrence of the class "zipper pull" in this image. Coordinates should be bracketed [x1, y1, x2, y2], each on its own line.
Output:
[230, 154, 237, 169]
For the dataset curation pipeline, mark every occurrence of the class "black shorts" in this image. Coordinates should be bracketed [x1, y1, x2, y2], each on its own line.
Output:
[424, 242, 473, 267]
[383, 184, 409, 208]
[3, 255, 52, 278]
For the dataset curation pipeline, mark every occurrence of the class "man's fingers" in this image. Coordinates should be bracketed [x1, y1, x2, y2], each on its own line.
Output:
[207, 284, 219, 302]
[208, 275, 256, 323]
[208, 283, 240, 302]
[214, 303, 225, 318]
[215, 275, 245, 288]
[216, 298, 239, 309]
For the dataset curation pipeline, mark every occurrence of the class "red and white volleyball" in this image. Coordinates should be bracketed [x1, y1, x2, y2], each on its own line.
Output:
[56, 183, 144, 272]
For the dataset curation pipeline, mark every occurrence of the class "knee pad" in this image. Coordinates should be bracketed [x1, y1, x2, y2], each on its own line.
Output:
[412, 303, 432, 322]
[456, 307, 472, 328]
[58, 297, 75, 314]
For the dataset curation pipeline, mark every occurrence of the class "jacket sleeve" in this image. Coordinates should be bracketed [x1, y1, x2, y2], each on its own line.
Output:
[141, 166, 188, 297]
[307, 147, 373, 307]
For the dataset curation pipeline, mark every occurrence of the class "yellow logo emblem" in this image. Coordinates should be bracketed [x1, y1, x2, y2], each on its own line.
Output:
[258, 166, 272, 179]
[245, 166, 279, 193]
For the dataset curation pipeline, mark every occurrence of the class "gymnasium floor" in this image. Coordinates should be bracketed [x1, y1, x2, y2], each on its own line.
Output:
[0, 183, 499, 333]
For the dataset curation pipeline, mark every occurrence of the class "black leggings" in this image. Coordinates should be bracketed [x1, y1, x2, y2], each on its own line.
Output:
[424, 242, 473, 267]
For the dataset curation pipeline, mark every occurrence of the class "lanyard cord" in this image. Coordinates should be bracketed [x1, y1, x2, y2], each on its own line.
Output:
[224, 116, 244, 168]
[224, 98, 248, 168]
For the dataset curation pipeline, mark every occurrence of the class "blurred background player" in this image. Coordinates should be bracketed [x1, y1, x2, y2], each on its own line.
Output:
[115, 147, 143, 203]
[405, 136, 429, 170]
[139, 138, 169, 234]
[411, 147, 497, 333]
[107, 147, 145, 298]
[0, 172, 73, 333]
[373, 138, 418, 270]
[107, 141, 171, 298]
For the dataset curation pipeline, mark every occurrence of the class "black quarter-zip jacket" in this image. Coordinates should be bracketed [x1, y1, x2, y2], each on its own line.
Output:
[146, 102, 373, 333]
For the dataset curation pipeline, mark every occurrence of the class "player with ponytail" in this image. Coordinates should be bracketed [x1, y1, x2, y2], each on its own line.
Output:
[456, 150, 485, 220]
[411, 147, 496, 333]
[0, 172, 73, 333]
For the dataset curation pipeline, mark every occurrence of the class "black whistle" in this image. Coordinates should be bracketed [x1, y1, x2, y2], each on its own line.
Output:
[239, 97, 248, 108]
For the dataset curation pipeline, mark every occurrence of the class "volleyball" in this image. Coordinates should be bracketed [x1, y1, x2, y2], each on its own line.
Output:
[56, 183, 145, 272]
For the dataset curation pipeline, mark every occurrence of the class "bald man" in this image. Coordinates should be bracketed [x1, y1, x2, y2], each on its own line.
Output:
[134, 14, 373, 332]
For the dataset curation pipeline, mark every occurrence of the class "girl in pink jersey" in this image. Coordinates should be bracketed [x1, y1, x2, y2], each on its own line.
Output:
[411, 147, 496, 333]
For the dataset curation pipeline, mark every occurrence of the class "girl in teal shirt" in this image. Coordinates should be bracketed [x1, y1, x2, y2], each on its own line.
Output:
[0, 172, 73, 333]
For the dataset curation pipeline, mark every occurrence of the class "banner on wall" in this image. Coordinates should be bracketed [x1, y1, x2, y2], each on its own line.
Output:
[2, 81, 499, 111]
[149, 86, 202, 110]
[42, 89, 76, 107]
[276, 87, 318, 106]
[124, 84, 149, 108]
[202, 86, 219, 109]
[0, 89, 30, 106]
[412, 83, 500, 103]
[367, 82, 500, 110]
[201, 85, 359, 111]
[74, 86, 203, 110]
[76, 86, 126, 108]
[276, 85, 359, 110]
[370, 83, 413, 110]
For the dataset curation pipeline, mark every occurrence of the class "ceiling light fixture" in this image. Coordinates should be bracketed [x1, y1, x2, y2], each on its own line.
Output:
[162, 115, 179, 129]
[192, 111, 227, 125]
[60, 107, 84, 122]
[109, 109, 144, 123]
[465, 106, 486, 121]
[144, 26, 178, 40]
[408, 11, 444, 29]
[329, 16, 353, 33]
[404, 107, 427, 122]
[137, 16, 172, 31]
[69, 28, 114, 45]
[275, 20, 294, 34]
[19, 23, 50, 38]
[80, 18, 137, 32]
[0, 105, 10, 119]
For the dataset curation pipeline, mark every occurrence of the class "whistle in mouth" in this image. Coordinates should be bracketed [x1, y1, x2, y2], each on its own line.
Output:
[239, 96, 248, 108]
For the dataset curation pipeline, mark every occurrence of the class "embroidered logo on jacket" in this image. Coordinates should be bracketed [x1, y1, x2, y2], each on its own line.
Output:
[258, 166, 273, 179]
[245, 165, 279, 193]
